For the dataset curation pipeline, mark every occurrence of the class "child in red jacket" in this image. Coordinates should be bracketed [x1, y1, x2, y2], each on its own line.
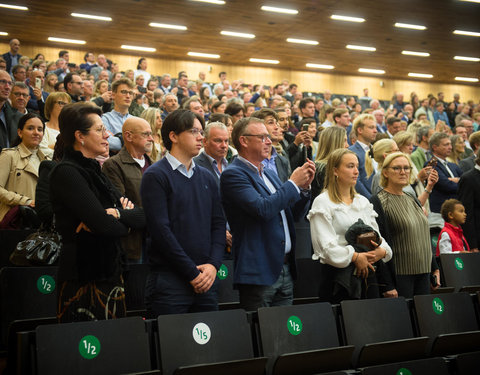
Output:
[436, 199, 470, 256]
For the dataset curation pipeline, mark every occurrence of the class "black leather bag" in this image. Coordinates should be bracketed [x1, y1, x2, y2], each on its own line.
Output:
[9, 224, 61, 266]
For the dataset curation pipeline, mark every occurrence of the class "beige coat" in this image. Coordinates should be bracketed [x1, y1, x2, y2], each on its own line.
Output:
[0, 143, 47, 221]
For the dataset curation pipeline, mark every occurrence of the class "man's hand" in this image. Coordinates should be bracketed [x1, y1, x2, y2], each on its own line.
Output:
[293, 131, 308, 146]
[448, 177, 460, 183]
[226, 230, 232, 247]
[354, 252, 376, 278]
[290, 159, 315, 189]
[101, 91, 112, 103]
[32, 87, 42, 100]
[383, 289, 398, 298]
[190, 264, 217, 293]
[431, 269, 441, 291]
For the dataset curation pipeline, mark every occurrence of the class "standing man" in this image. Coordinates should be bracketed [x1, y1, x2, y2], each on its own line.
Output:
[64, 72, 84, 103]
[411, 127, 434, 172]
[2, 38, 21, 74]
[102, 78, 135, 152]
[141, 109, 225, 316]
[161, 93, 179, 120]
[27, 69, 49, 113]
[103, 117, 152, 263]
[349, 114, 377, 198]
[0, 71, 22, 151]
[9, 82, 30, 115]
[220, 117, 314, 311]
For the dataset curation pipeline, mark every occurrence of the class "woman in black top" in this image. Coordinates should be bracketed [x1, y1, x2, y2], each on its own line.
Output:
[50, 103, 144, 323]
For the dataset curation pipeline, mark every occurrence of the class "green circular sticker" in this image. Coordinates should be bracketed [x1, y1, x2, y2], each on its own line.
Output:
[217, 264, 228, 280]
[432, 297, 444, 315]
[79, 335, 101, 359]
[397, 368, 412, 375]
[287, 315, 302, 336]
[37, 275, 55, 294]
[455, 257, 464, 270]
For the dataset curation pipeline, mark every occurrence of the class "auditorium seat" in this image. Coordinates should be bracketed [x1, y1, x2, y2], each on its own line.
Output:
[216, 259, 240, 309]
[341, 297, 428, 367]
[454, 350, 480, 375]
[256, 303, 354, 374]
[292, 258, 322, 304]
[440, 253, 480, 292]
[0, 266, 57, 347]
[413, 292, 480, 356]
[124, 263, 149, 313]
[359, 357, 449, 375]
[156, 309, 265, 375]
[294, 218, 312, 259]
[35, 317, 152, 374]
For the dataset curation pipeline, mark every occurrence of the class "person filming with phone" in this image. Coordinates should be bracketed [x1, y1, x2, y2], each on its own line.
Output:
[27, 69, 48, 115]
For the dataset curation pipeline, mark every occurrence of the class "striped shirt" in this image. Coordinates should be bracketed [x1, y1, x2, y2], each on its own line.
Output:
[378, 190, 431, 275]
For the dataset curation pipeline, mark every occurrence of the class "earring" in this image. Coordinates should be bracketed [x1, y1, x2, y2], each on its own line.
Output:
[81, 141, 84, 146]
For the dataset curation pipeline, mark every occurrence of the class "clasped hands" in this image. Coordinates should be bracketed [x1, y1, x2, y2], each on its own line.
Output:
[190, 264, 216, 294]
[76, 197, 134, 233]
[353, 240, 387, 279]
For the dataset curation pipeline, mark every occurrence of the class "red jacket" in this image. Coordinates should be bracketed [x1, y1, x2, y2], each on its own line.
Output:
[436, 222, 470, 256]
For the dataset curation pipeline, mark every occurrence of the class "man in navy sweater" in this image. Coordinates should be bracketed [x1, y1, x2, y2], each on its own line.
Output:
[141, 109, 226, 316]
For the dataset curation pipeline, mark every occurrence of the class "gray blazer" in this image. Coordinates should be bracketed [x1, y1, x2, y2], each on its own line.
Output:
[459, 154, 476, 174]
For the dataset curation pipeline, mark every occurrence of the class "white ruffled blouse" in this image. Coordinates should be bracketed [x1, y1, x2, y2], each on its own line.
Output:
[307, 191, 392, 268]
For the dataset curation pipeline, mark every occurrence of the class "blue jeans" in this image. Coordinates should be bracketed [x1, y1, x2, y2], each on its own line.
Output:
[238, 264, 293, 311]
[145, 269, 218, 317]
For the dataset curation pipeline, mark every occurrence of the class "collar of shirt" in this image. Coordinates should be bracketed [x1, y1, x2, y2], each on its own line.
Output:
[203, 151, 228, 171]
[356, 140, 370, 152]
[238, 155, 262, 176]
[435, 155, 447, 164]
[165, 152, 196, 178]
[475, 164, 480, 172]
[112, 110, 130, 120]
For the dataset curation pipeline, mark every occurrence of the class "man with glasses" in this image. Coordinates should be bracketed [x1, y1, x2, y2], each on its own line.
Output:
[64, 72, 84, 103]
[103, 117, 152, 263]
[141, 109, 225, 316]
[102, 78, 135, 152]
[220, 117, 315, 311]
[27, 69, 49, 114]
[0, 71, 22, 151]
[9, 82, 30, 115]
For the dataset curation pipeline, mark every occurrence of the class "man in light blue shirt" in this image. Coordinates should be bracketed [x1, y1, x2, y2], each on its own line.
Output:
[102, 78, 134, 152]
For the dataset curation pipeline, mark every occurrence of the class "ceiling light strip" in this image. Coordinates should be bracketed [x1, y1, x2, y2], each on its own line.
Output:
[220, 30, 255, 38]
[408, 73, 433, 78]
[121, 45, 156, 52]
[358, 68, 385, 74]
[394, 22, 426, 30]
[0, 3, 28, 10]
[287, 38, 318, 45]
[249, 58, 280, 64]
[71, 13, 112, 21]
[187, 52, 220, 58]
[455, 76, 479, 82]
[331, 14, 365, 23]
[149, 23, 187, 30]
[306, 63, 334, 69]
[48, 37, 86, 44]
[454, 55, 480, 62]
[453, 30, 480, 37]
[347, 44, 376, 51]
[261, 5, 298, 14]
[402, 50, 430, 57]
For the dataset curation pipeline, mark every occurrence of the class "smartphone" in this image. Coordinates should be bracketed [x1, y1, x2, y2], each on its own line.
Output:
[35, 78, 42, 90]
[138, 86, 147, 94]
[302, 124, 309, 132]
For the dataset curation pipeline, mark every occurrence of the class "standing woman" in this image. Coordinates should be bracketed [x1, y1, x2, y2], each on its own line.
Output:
[308, 149, 394, 303]
[365, 138, 399, 195]
[39, 92, 71, 158]
[140, 107, 164, 162]
[371, 152, 439, 298]
[0, 113, 47, 224]
[50, 103, 145, 323]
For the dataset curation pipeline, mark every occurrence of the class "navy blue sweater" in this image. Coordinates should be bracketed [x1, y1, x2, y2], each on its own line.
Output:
[141, 158, 226, 281]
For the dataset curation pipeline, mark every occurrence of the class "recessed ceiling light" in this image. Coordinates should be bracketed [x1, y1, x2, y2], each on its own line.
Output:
[121, 45, 156, 52]
[358, 68, 385, 74]
[453, 29, 480, 37]
[149, 23, 187, 30]
[287, 38, 318, 45]
[249, 58, 280, 64]
[331, 14, 365, 23]
[455, 76, 479, 82]
[48, 37, 86, 45]
[0, 31, 8, 36]
[347, 44, 376, 52]
[454, 55, 480, 62]
[190, 0, 225, 4]
[394, 22, 426, 30]
[408, 73, 433, 78]
[188, 52, 220, 58]
[402, 50, 430, 57]
[0, 3, 28, 10]
[306, 63, 334, 70]
[261, 5, 298, 14]
[459, 0, 480, 3]
[71, 13, 112, 21]
[220, 30, 255, 38]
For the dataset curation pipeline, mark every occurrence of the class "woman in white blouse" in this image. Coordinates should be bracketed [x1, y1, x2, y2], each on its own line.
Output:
[308, 148, 396, 302]
[39, 92, 71, 158]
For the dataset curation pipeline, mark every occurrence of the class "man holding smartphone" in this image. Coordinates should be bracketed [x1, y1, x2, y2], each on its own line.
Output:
[27, 69, 48, 115]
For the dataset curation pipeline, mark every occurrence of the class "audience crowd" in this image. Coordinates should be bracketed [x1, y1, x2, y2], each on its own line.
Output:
[1, 38, 480, 321]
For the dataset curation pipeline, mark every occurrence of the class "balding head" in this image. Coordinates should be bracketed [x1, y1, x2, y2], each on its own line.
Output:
[9, 39, 20, 54]
[122, 117, 154, 156]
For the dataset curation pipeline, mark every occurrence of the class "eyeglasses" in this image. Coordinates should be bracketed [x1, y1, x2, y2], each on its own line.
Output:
[12, 92, 29, 98]
[389, 166, 412, 173]
[119, 90, 135, 96]
[130, 131, 153, 138]
[0, 79, 13, 86]
[243, 134, 272, 143]
[55, 101, 68, 106]
[72, 81, 83, 85]
[90, 125, 108, 135]
[188, 128, 204, 137]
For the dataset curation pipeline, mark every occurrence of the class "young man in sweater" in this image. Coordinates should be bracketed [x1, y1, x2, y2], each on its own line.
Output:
[141, 109, 226, 316]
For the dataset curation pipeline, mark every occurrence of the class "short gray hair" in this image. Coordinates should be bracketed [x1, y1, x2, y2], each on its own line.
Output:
[429, 132, 449, 152]
[162, 93, 177, 105]
[204, 121, 228, 139]
[416, 126, 432, 144]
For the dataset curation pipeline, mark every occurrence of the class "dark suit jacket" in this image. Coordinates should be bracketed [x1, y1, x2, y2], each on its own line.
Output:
[349, 142, 373, 199]
[426, 157, 463, 213]
[194, 151, 221, 186]
[459, 154, 476, 174]
[27, 86, 48, 115]
[220, 158, 310, 286]
[0, 101, 23, 151]
[458, 168, 480, 249]
[274, 153, 291, 183]
[2, 52, 21, 73]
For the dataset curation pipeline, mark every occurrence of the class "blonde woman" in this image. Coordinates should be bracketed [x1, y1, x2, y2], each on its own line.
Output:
[140, 107, 163, 162]
[447, 135, 465, 165]
[370, 152, 439, 298]
[43, 73, 58, 93]
[365, 139, 399, 194]
[93, 80, 109, 98]
[39, 92, 71, 158]
[308, 148, 394, 302]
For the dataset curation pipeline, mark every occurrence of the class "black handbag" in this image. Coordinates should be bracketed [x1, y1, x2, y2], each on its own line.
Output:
[9, 220, 62, 266]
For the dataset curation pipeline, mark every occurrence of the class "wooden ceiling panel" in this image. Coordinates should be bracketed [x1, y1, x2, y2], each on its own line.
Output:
[0, 0, 478, 84]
